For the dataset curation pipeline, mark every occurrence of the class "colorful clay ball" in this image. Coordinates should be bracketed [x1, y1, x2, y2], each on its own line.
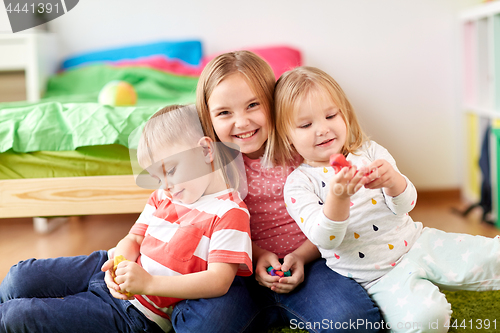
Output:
[98, 80, 137, 106]
[267, 266, 291, 277]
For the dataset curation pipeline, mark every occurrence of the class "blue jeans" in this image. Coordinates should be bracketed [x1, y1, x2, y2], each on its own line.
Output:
[172, 258, 382, 333]
[0, 251, 163, 333]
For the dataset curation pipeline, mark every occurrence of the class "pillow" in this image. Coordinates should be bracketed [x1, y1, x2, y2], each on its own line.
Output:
[113, 55, 201, 77]
[61, 40, 203, 70]
[201, 46, 302, 80]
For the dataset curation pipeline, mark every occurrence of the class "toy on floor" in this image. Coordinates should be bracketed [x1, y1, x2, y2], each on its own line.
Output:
[98, 80, 137, 106]
[111, 255, 135, 297]
[267, 266, 291, 277]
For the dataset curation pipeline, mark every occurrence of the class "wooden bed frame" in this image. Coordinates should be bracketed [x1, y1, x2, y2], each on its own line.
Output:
[0, 175, 152, 219]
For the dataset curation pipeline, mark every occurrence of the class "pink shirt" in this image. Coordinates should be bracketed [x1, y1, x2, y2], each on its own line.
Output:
[243, 155, 307, 258]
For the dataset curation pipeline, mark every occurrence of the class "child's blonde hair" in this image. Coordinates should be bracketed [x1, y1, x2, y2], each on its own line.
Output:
[137, 104, 243, 193]
[274, 66, 367, 166]
[137, 104, 203, 169]
[196, 50, 287, 167]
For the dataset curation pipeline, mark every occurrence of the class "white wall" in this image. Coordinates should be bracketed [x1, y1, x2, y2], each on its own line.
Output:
[40, 0, 481, 190]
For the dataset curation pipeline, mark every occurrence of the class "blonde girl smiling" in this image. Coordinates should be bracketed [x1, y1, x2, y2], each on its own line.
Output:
[274, 66, 500, 333]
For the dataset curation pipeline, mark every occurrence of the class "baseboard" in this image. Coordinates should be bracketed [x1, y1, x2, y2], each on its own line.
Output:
[417, 188, 461, 202]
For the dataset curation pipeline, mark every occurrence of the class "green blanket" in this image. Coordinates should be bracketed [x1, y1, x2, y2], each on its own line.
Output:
[0, 65, 199, 153]
[43, 64, 199, 105]
[0, 145, 133, 179]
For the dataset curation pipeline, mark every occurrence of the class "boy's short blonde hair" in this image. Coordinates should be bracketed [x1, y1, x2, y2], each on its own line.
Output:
[136, 104, 244, 194]
[274, 66, 367, 166]
[196, 50, 287, 167]
[137, 104, 203, 169]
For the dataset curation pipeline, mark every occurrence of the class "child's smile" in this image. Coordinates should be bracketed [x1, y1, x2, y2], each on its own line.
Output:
[317, 137, 335, 147]
[208, 73, 269, 159]
[233, 129, 259, 140]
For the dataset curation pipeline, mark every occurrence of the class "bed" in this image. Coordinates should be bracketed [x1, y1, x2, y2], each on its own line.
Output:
[0, 41, 302, 227]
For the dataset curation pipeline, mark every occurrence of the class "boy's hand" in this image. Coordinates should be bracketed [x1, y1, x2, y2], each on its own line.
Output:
[364, 159, 406, 196]
[270, 252, 305, 294]
[114, 261, 153, 297]
[329, 166, 368, 199]
[101, 259, 129, 300]
[254, 250, 281, 289]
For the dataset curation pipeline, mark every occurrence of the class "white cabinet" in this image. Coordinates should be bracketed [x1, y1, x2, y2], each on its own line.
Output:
[0, 33, 57, 102]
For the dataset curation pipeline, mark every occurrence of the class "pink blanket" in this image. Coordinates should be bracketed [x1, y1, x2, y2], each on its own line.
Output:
[114, 46, 302, 79]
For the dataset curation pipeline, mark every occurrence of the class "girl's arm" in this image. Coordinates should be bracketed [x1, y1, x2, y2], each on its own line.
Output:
[322, 166, 365, 222]
[114, 261, 239, 299]
[364, 142, 417, 215]
[252, 242, 282, 288]
[285, 238, 321, 265]
[284, 167, 366, 250]
[364, 159, 406, 197]
[270, 239, 320, 294]
[254, 238, 320, 294]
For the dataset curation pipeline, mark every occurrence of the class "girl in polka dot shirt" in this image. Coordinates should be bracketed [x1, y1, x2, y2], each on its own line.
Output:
[170, 51, 382, 333]
[273, 66, 500, 333]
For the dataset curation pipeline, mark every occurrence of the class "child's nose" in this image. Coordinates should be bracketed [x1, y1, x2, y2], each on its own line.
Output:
[234, 114, 250, 128]
[165, 178, 174, 190]
[316, 122, 330, 136]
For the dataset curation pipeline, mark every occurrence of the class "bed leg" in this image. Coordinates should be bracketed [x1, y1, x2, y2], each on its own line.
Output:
[33, 217, 69, 234]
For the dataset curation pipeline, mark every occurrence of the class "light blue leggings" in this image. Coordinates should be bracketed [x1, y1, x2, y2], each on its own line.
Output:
[367, 227, 500, 333]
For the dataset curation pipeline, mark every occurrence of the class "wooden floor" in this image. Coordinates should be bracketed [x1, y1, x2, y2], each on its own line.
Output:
[0, 191, 498, 281]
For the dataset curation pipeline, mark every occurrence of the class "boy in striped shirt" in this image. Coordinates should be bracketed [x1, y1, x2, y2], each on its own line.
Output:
[0, 105, 252, 333]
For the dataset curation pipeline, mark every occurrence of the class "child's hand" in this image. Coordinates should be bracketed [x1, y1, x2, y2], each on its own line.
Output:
[329, 166, 368, 199]
[270, 253, 305, 294]
[364, 159, 406, 196]
[254, 250, 281, 289]
[114, 261, 153, 297]
[101, 259, 128, 300]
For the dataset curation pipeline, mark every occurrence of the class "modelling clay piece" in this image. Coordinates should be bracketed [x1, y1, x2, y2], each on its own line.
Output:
[330, 154, 371, 177]
[329, 154, 351, 173]
[267, 266, 291, 277]
[112, 255, 134, 298]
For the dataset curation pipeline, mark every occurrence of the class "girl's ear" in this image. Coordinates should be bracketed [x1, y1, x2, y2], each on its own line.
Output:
[198, 137, 214, 164]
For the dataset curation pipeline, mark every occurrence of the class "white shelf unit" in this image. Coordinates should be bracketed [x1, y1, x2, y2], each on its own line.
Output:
[0, 33, 58, 102]
[459, 1, 500, 226]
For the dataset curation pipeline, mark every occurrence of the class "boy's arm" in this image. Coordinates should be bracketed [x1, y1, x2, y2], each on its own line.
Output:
[101, 233, 144, 299]
[115, 196, 251, 300]
[115, 262, 239, 299]
[113, 233, 144, 262]
[101, 233, 144, 271]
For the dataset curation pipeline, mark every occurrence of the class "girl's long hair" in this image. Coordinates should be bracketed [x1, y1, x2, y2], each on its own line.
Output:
[196, 50, 288, 167]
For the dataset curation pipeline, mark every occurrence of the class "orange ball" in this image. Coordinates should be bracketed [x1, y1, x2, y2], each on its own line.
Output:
[98, 81, 137, 106]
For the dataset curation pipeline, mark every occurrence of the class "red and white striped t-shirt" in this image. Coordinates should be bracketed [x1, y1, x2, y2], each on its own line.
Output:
[129, 188, 252, 320]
